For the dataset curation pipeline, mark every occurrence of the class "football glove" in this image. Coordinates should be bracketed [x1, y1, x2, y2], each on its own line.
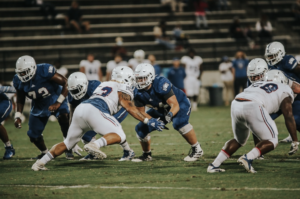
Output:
[288, 141, 299, 155]
[165, 112, 173, 124]
[147, 118, 165, 132]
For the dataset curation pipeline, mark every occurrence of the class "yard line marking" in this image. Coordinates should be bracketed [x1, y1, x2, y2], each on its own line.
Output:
[1, 185, 300, 191]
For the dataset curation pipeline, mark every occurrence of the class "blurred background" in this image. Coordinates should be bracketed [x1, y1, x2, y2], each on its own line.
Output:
[1, 0, 300, 106]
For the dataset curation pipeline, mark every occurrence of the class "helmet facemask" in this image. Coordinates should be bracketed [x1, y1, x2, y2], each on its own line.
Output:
[15, 64, 36, 83]
[248, 68, 268, 83]
[68, 84, 87, 100]
[136, 74, 153, 90]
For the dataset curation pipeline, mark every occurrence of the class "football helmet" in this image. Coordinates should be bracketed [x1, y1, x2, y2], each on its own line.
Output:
[68, 72, 89, 100]
[111, 66, 135, 89]
[265, 69, 289, 85]
[15, 55, 37, 82]
[134, 49, 145, 62]
[247, 58, 268, 83]
[265, 41, 286, 66]
[135, 63, 155, 90]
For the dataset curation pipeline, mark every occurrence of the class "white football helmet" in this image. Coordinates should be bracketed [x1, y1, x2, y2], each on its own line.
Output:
[247, 58, 268, 83]
[265, 41, 286, 66]
[134, 49, 145, 62]
[111, 66, 135, 89]
[265, 69, 289, 85]
[68, 72, 89, 100]
[15, 55, 37, 82]
[135, 63, 155, 90]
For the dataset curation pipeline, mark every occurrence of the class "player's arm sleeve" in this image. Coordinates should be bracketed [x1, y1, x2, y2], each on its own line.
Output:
[156, 78, 172, 96]
[163, 89, 175, 101]
[285, 56, 298, 71]
[0, 86, 16, 93]
[134, 99, 144, 107]
[41, 64, 56, 79]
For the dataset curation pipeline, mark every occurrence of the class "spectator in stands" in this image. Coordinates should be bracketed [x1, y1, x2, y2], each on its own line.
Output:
[232, 51, 248, 95]
[106, 54, 128, 81]
[79, 54, 102, 81]
[153, 20, 175, 50]
[54, 60, 68, 77]
[218, 56, 234, 106]
[167, 57, 186, 92]
[173, 24, 190, 49]
[111, 37, 127, 60]
[161, 0, 185, 12]
[229, 17, 247, 41]
[218, 0, 228, 10]
[25, 0, 57, 22]
[148, 54, 161, 76]
[207, 0, 217, 11]
[65, 1, 90, 34]
[193, 0, 208, 29]
[292, 0, 300, 25]
[255, 14, 272, 44]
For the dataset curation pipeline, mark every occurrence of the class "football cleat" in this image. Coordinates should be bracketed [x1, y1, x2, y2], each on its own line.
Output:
[33, 152, 46, 159]
[119, 150, 135, 161]
[184, 144, 203, 162]
[255, 155, 264, 160]
[207, 163, 225, 173]
[79, 154, 98, 161]
[131, 152, 152, 162]
[279, 135, 292, 143]
[83, 142, 107, 159]
[3, 145, 15, 160]
[237, 154, 257, 173]
[32, 160, 48, 171]
[65, 150, 74, 160]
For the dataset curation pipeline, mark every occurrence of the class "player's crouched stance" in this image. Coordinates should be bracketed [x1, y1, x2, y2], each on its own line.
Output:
[132, 63, 203, 162]
[32, 66, 165, 171]
[208, 61, 300, 173]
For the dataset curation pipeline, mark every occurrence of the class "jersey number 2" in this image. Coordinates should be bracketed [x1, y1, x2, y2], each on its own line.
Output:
[260, 83, 278, 93]
[100, 87, 112, 97]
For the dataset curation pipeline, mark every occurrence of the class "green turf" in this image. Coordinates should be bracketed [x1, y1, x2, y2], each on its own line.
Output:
[1, 106, 300, 199]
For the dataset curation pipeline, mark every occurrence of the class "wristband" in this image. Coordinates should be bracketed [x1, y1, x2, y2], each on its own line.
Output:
[143, 118, 149, 124]
[14, 112, 22, 119]
[57, 94, 65, 103]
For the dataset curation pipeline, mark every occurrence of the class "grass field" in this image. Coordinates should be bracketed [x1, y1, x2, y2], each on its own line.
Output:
[1, 106, 300, 199]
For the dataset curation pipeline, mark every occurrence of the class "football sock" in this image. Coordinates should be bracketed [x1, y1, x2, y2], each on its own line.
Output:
[120, 140, 131, 151]
[5, 141, 11, 147]
[94, 137, 107, 148]
[144, 150, 151, 153]
[39, 152, 54, 165]
[192, 142, 199, 147]
[212, 149, 230, 167]
[192, 102, 197, 109]
[246, 147, 261, 160]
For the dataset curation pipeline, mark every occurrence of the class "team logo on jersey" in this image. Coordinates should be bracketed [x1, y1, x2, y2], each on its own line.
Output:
[289, 58, 295, 65]
[31, 84, 35, 87]
[49, 66, 54, 73]
[149, 98, 153, 101]
[163, 83, 169, 91]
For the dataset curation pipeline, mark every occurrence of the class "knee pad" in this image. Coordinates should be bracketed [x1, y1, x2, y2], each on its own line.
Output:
[177, 123, 193, 135]
[29, 136, 44, 143]
[135, 122, 150, 139]
[136, 133, 151, 142]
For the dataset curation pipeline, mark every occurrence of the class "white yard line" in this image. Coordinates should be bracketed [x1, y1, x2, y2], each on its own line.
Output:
[0, 184, 299, 191]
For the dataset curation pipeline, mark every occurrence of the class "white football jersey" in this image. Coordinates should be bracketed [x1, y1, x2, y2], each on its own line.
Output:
[236, 81, 294, 114]
[90, 81, 134, 115]
[106, 60, 128, 73]
[128, 58, 150, 71]
[181, 55, 203, 78]
[80, 60, 101, 81]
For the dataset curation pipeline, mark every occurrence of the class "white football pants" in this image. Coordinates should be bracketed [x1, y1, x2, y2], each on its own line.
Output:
[184, 77, 200, 97]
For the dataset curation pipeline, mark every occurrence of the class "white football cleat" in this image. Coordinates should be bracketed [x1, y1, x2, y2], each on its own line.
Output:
[279, 135, 292, 143]
[237, 154, 257, 173]
[31, 160, 48, 171]
[207, 163, 225, 173]
[184, 143, 203, 162]
[119, 150, 135, 161]
[83, 142, 107, 159]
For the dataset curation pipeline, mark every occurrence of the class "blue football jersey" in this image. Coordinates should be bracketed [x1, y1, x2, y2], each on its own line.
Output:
[0, 92, 9, 101]
[13, 63, 65, 117]
[68, 80, 100, 107]
[134, 76, 187, 108]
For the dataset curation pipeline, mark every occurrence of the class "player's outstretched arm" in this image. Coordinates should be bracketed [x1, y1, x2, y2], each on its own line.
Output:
[14, 90, 26, 128]
[280, 97, 299, 155]
[49, 73, 68, 112]
[0, 86, 16, 93]
[164, 90, 180, 123]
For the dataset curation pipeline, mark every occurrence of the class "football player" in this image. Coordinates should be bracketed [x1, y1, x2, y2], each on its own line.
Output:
[128, 49, 150, 71]
[265, 42, 300, 143]
[0, 86, 16, 159]
[31, 66, 165, 171]
[67, 72, 134, 161]
[132, 63, 203, 162]
[181, 48, 203, 111]
[207, 67, 300, 173]
[13, 55, 73, 159]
